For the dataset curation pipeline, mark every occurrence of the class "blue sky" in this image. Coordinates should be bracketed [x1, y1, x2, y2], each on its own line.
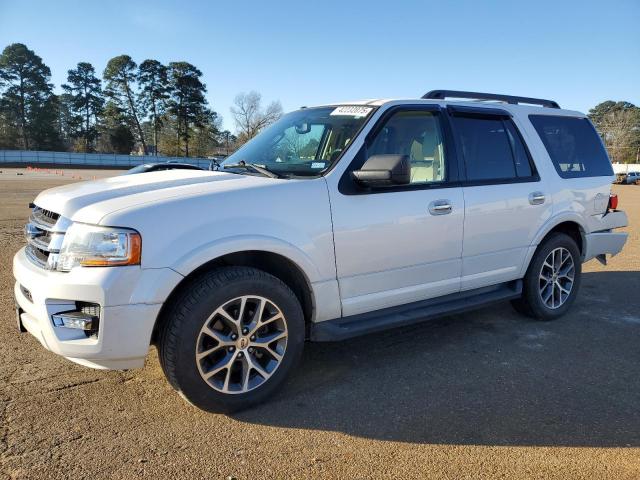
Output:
[1, 0, 638, 131]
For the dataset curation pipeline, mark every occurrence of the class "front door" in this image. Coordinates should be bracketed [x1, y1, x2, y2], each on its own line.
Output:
[328, 107, 464, 317]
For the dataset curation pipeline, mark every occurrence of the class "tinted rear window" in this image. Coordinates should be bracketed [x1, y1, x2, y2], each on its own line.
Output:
[529, 115, 613, 178]
[452, 116, 536, 182]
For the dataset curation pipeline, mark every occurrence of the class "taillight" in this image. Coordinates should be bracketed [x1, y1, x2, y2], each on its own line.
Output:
[609, 193, 619, 211]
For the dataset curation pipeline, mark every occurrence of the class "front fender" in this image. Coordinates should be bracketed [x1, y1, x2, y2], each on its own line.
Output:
[170, 234, 323, 283]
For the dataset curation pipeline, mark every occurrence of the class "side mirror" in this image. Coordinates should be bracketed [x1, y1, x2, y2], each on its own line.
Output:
[351, 154, 410, 187]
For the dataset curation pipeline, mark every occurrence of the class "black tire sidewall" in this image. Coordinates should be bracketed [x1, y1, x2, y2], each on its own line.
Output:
[163, 268, 305, 413]
[523, 233, 582, 320]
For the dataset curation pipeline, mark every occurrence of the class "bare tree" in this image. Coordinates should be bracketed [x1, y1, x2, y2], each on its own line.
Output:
[598, 109, 639, 163]
[230, 91, 282, 145]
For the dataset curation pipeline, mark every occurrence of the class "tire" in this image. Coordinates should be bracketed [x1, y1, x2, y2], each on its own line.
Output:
[158, 266, 305, 413]
[511, 233, 582, 320]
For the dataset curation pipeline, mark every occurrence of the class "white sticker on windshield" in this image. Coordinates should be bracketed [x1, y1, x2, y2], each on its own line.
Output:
[330, 106, 373, 117]
[311, 162, 326, 169]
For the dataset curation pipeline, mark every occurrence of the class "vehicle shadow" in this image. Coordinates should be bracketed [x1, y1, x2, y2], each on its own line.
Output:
[235, 271, 640, 446]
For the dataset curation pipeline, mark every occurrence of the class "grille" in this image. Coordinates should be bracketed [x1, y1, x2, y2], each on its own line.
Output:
[31, 206, 60, 228]
[24, 205, 68, 270]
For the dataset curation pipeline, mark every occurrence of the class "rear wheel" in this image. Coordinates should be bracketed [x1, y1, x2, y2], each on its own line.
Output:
[511, 233, 582, 320]
[158, 266, 305, 413]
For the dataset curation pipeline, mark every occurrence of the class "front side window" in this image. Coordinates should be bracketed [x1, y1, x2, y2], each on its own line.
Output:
[529, 115, 613, 178]
[221, 106, 374, 177]
[367, 110, 446, 184]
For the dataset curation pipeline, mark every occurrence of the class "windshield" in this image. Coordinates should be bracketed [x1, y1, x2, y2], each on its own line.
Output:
[221, 105, 374, 177]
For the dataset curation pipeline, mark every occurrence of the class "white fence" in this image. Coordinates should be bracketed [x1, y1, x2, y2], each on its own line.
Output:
[0, 150, 214, 169]
[2, 150, 637, 174]
[612, 163, 640, 174]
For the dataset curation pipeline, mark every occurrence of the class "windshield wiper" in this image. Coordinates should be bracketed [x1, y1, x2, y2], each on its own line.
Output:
[223, 161, 281, 178]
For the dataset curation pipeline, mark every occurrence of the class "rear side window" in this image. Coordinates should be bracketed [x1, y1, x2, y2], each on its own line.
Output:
[451, 116, 535, 182]
[529, 115, 613, 178]
[504, 121, 533, 177]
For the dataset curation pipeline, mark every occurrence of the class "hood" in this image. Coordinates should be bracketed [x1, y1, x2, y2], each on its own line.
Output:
[33, 169, 279, 223]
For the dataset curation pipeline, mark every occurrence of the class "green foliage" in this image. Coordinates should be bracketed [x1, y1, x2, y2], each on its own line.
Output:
[0, 43, 234, 157]
[104, 55, 147, 152]
[0, 43, 61, 149]
[97, 101, 134, 154]
[62, 62, 104, 152]
[138, 59, 170, 155]
[167, 61, 210, 156]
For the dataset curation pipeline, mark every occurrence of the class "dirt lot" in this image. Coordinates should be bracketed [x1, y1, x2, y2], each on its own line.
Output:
[0, 168, 638, 479]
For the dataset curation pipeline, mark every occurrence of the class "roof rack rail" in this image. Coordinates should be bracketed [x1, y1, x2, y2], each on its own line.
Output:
[422, 90, 560, 109]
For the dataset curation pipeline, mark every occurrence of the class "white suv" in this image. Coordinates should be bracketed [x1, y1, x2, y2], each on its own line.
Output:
[13, 90, 628, 412]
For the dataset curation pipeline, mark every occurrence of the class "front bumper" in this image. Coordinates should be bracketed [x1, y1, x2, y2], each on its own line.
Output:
[13, 247, 182, 370]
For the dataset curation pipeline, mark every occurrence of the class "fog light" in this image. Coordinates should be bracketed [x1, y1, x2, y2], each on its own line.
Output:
[52, 311, 96, 331]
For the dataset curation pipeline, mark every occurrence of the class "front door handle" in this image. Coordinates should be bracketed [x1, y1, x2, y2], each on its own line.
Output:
[529, 192, 546, 205]
[429, 200, 452, 215]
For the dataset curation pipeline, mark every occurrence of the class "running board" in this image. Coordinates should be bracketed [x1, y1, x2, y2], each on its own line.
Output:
[310, 280, 522, 341]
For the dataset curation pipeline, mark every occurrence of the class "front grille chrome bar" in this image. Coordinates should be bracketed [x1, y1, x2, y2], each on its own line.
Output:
[31, 206, 59, 227]
[24, 204, 70, 270]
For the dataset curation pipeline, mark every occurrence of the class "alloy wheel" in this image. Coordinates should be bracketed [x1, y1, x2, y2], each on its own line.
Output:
[195, 295, 288, 394]
[539, 247, 575, 309]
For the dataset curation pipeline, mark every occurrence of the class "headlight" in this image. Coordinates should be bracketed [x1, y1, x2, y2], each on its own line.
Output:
[57, 223, 141, 272]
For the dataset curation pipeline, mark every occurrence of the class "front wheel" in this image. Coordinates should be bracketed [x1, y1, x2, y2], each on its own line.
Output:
[511, 233, 582, 320]
[158, 267, 305, 413]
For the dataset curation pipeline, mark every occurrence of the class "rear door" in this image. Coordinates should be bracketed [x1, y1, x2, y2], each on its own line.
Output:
[328, 106, 465, 317]
[448, 106, 553, 291]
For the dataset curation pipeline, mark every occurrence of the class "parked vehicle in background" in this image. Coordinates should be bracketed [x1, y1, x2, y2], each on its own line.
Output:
[614, 173, 627, 184]
[125, 162, 203, 175]
[13, 90, 628, 413]
[621, 171, 640, 184]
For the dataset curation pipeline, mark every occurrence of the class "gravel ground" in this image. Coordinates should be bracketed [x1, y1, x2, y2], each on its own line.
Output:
[0, 169, 639, 479]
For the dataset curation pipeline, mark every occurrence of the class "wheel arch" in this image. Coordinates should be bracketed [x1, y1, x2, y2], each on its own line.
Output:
[520, 217, 586, 277]
[151, 249, 315, 344]
[541, 221, 585, 256]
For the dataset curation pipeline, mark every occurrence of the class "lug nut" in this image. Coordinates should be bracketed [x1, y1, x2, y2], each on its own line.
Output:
[248, 347, 254, 353]
[228, 346, 235, 352]
[237, 352, 244, 358]
[230, 334, 238, 340]
[242, 327, 249, 334]
[250, 335, 256, 341]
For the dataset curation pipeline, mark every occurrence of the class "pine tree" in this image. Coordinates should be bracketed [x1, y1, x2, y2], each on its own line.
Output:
[167, 62, 209, 157]
[98, 101, 134, 154]
[104, 55, 146, 154]
[0, 43, 60, 150]
[138, 59, 170, 156]
[62, 62, 104, 152]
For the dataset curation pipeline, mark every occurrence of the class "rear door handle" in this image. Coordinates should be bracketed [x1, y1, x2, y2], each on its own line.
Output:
[529, 192, 546, 205]
[429, 200, 452, 215]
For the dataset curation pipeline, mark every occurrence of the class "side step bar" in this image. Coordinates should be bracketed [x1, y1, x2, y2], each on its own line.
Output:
[310, 280, 523, 341]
